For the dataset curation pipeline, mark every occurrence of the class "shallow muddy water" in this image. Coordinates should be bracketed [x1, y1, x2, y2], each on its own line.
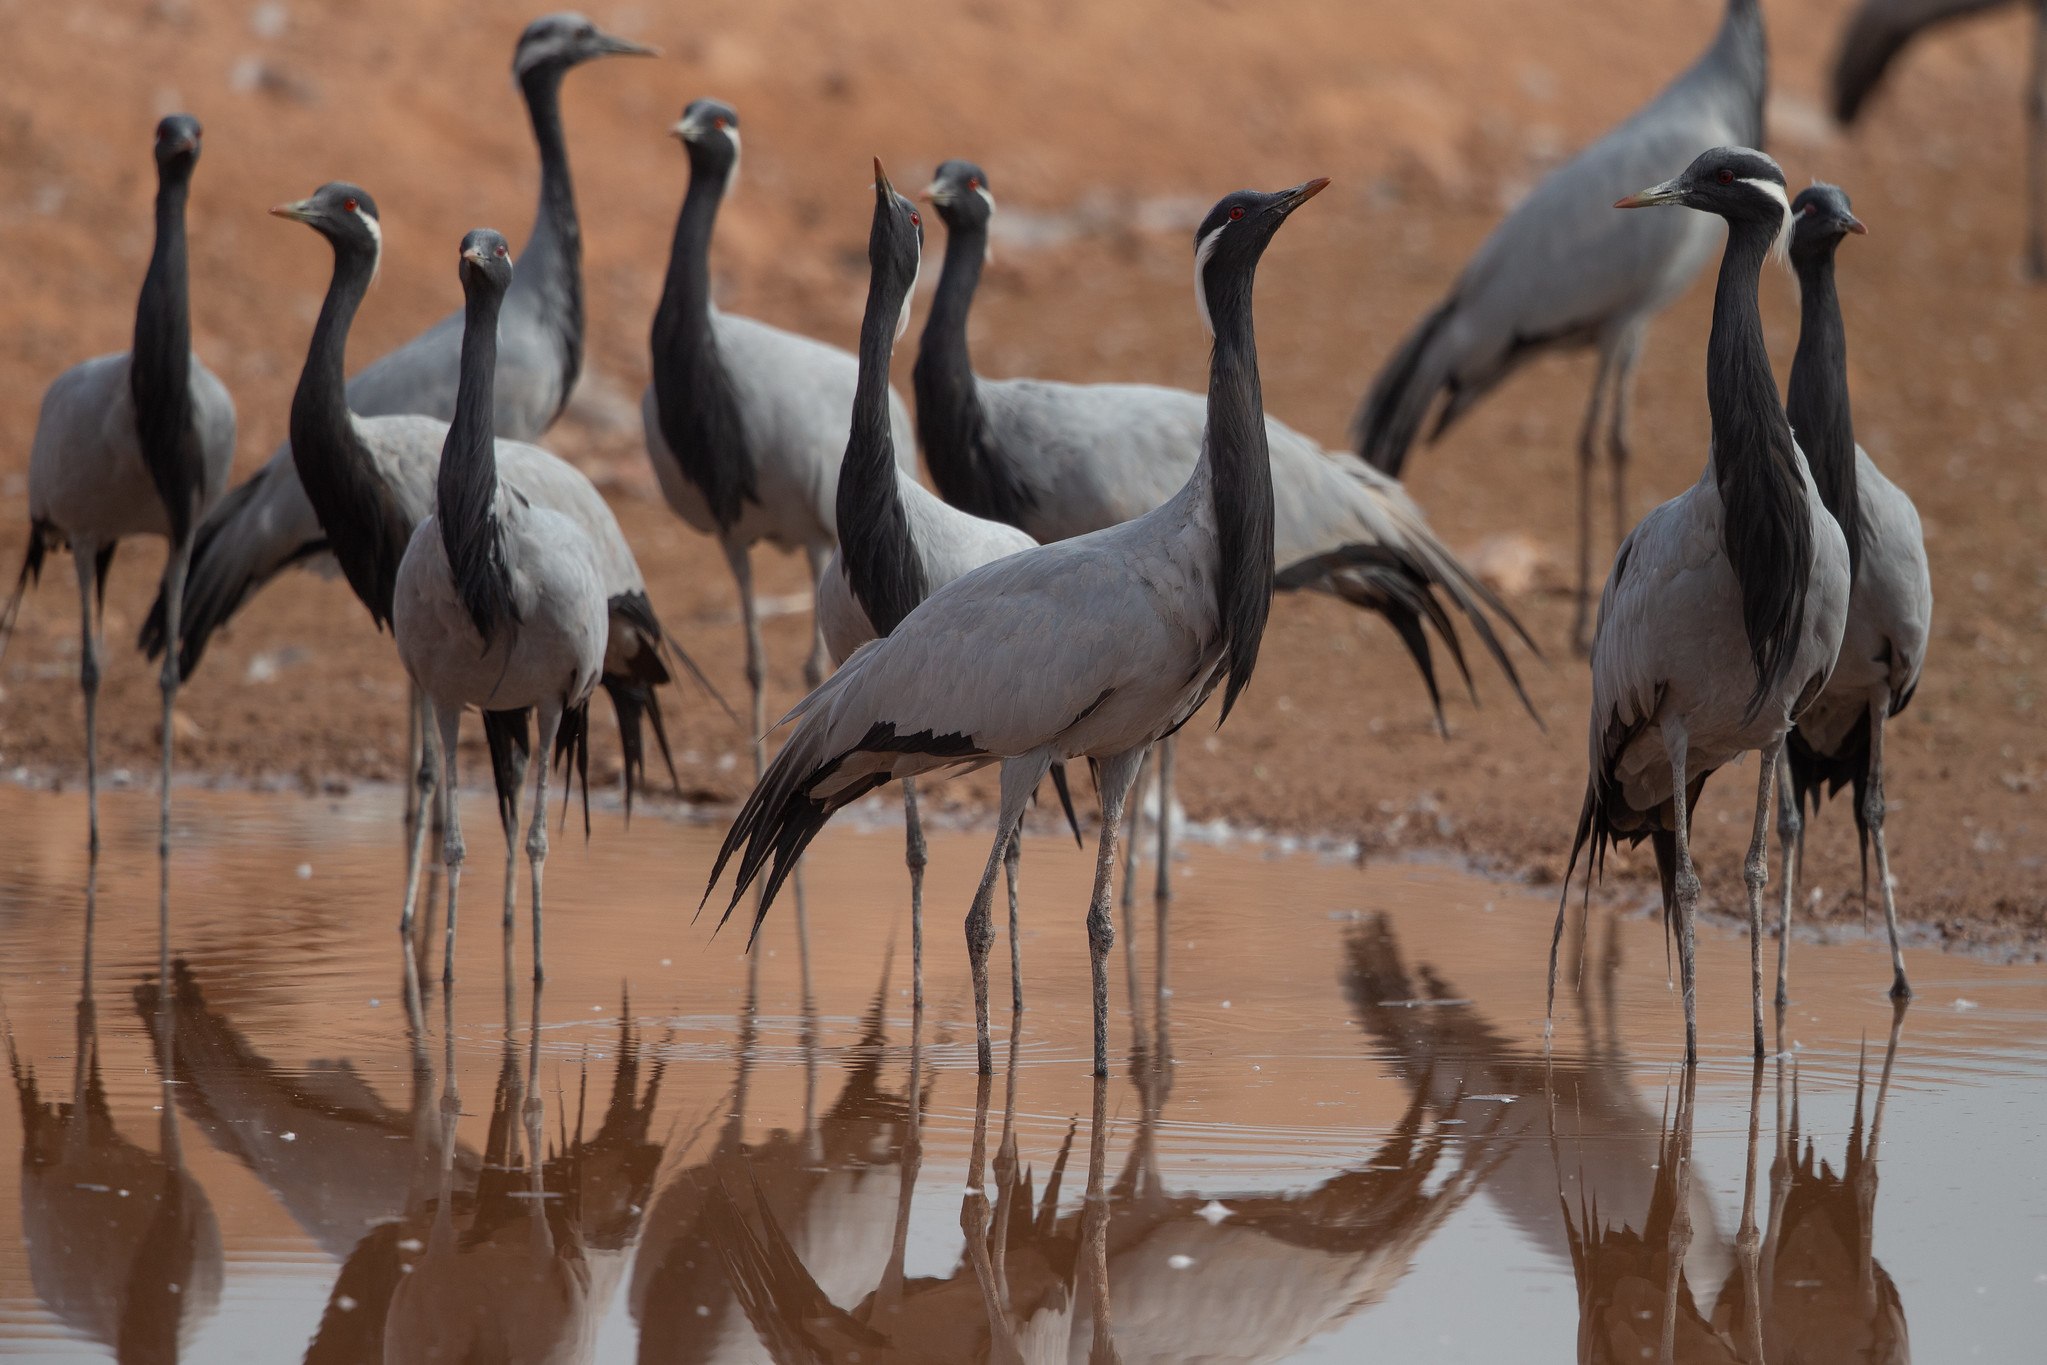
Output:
[1, 782, 2043, 1362]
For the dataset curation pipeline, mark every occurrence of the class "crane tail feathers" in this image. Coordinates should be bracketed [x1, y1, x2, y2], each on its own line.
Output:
[549, 700, 593, 841]
[0, 526, 49, 665]
[1352, 295, 1460, 476]
[1048, 760, 1083, 848]
[482, 709, 532, 838]
[1829, 0, 2005, 123]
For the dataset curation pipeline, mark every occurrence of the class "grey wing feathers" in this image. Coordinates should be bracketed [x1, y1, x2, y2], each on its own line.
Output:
[1832, 0, 2016, 122]
[976, 379, 1199, 536]
[714, 314, 916, 504]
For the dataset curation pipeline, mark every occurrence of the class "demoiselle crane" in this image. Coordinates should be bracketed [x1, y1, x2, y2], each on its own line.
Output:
[1549, 147, 1851, 1064]
[642, 99, 917, 776]
[267, 183, 683, 942]
[0, 115, 236, 855]
[394, 229, 605, 982]
[915, 158, 1535, 905]
[817, 162, 1077, 1014]
[1832, 0, 2047, 278]
[139, 15, 658, 790]
[1775, 183, 1931, 1006]
[1352, 0, 1768, 651]
[710, 177, 1331, 1078]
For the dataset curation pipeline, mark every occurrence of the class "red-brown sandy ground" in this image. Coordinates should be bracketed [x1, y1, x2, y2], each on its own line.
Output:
[1, 0, 2040, 954]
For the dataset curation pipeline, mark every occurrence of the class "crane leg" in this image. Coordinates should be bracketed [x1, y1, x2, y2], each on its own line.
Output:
[400, 691, 439, 934]
[804, 543, 831, 690]
[965, 754, 1049, 1074]
[728, 542, 767, 780]
[527, 704, 562, 984]
[153, 538, 192, 859]
[1773, 747, 1801, 1011]
[2028, 0, 2047, 281]
[1865, 702, 1912, 1001]
[433, 703, 467, 984]
[1121, 748, 1150, 911]
[904, 775, 927, 1013]
[1660, 717, 1699, 1064]
[1744, 738, 1781, 1059]
[1154, 735, 1175, 902]
[1004, 831, 1023, 1015]
[1607, 326, 1645, 564]
[72, 545, 104, 856]
[1087, 748, 1147, 1079]
[1570, 346, 1618, 655]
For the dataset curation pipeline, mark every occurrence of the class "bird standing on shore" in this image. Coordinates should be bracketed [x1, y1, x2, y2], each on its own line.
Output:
[815, 163, 1052, 1013]
[1831, 0, 2047, 278]
[1774, 183, 1931, 1006]
[1352, 0, 1768, 652]
[140, 15, 657, 787]
[914, 159, 1534, 906]
[1, 115, 236, 854]
[710, 178, 1330, 1078]
[1551, 147, 1850, 1063]
[395, 229, 607, 984]
[643, 100, 917, 776]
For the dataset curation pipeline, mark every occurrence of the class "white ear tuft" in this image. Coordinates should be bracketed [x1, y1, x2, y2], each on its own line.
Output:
[1192, 223, 1224, 338]
[356, 206, 383, 286]
[895, 242, 921, 343]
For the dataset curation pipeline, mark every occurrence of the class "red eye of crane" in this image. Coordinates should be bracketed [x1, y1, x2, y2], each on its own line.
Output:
[342, 196, 358, 212]
[967, 176, 979, 190]
[1228, 206, 1244, 221]
[714, 116, 728, 130]
[1717, 169, 1734, 185]
[495, 244, 508, 258]
[908, 210, 920, 227]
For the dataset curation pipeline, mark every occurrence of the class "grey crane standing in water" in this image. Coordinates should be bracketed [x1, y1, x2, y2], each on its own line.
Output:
[1832, 0, 2047, 278]
[139, 15, 657, 790]
[1351, 0, 1768, 652]
[268, 183, 683, 947]
[1775, 184, 1931, 1007]
[642, 99, 918, 777]
[395, 229, 607, 984]
[710, 177, 1331, 1078]
[1549, 147, 1851, 1064]
[1, 115, 236, 855]
[915, 159, 1535, 906]
[816, 161, 1077, 1015]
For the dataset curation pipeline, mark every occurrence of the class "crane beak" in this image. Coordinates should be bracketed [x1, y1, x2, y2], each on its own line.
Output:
[165, 133, 199, 156]
[1615, 178, 1683, 209]
[592, 30, 658, 58]
[269, 199, 316, 224]
[1841, 213, 1868, 235]
[921, 181, 946, 203]
[1277, 177, 1331, 213]
[873, 157, 894, 198]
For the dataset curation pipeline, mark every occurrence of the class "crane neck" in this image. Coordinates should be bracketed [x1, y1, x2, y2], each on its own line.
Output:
[513, 64, 585, 405]
[1196, 256, 1276, 724]
[1710, 0, 1770, 143]
[648, 155, 754, 531]
[439, 274, 519, 640]
[838, 256, 925, 637]
[1707, 210, 1814, 720]
[1788, 243, 1861, 579]
[131, 169, 198, 542]
[912, 215, 1037, 528]
[289, 234, 410, 626]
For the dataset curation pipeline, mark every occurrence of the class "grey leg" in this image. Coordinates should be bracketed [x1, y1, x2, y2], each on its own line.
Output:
[155, 539, 192, 858]
[1571, 345, 1618, 655]
[1744, 739, 1780, 1058]
[1865, 704, 1912, 1000]
[400, 690, 438, 934]
[73, 545, 102, 855]
[1731, 1060, 1767, 1363]
[1122, 748, 1149, 912]
[2028, 1, 2046, 280]
[905, 776, 927, 1013]
[1087, 749, 1148, 1078]
[1773, 748, 1802, 1010]
[727, 542, 766, 780]
[1003, 831, 1023, 1015]
[804, 543, 831, 690]
[1607, 324, 1645, 562]
[433, 703, 467, 984]
[527, 704, 562, 983]
[966, 756, 1050, 1074]
[404, 689, 421, 846]
[1154, 735, 1175, 903]
[1661, 718, 1699, 1063]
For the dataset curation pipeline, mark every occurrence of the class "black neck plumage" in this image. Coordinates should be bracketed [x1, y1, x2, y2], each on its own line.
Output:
[912, 217, 1037, 528]
[1199, 259, 1276, 723]
[516, 64, 584, 411]
[289, 238, 414, 630]
[439, 278, 519, 643]
[1709, 212, 1812, 720]
[1789, 245, 1862, 581]
[649, 154, 754, 530]
[131, 173, 200, 544]
[838, 264, 925, 638]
